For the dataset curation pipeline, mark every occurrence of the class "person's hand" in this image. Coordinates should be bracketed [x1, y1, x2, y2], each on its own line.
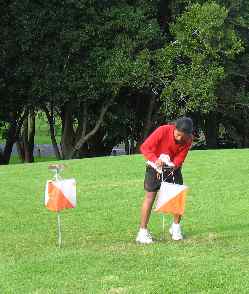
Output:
[166, 161, 175, 167]
[155, 158, 163, 168]
[159, 154, 175, 167]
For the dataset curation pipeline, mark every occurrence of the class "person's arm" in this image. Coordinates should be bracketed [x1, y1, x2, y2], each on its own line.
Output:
[172, 142, 192, 168]
[140, 126, 165, 163]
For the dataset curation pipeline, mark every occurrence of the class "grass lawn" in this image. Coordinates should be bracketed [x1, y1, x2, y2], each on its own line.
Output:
[0, 149, 249, 293]
[9, 156, 57, 165]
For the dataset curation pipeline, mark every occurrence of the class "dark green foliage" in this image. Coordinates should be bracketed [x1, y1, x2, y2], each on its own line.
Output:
[1, 0, 249, 162]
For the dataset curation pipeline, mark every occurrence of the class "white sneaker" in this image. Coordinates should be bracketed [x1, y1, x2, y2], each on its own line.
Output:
[136, 228, 153, 244]
[169, 223, 183, 241]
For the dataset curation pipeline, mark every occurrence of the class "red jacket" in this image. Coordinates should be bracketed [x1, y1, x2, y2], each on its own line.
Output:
[140, 124, 192, 167]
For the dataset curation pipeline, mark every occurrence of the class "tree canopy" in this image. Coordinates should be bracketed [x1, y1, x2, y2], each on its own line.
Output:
[1, 0, 249, 163]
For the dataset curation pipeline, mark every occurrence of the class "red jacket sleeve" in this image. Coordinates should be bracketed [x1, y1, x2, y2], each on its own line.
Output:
[140, 126, 165, 162]
[173, 141, 192, 167]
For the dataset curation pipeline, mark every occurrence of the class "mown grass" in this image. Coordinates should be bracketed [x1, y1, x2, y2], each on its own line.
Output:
[9, 156, 57, 165]
[0, 149, 249, 293]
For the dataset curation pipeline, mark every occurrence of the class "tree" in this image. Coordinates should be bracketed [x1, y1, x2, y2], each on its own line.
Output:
[155, 2, 243, 147]
[24, 0, 163, 158]
[0, 1, 31, 164]
[215, 0, 249, 147]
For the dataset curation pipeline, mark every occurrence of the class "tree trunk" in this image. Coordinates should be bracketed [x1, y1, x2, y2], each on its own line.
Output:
[2, 139, 15, 164]
[135, 94, 156, 152]
[49, 119, 62, 160]
[143, 95, 156, 140]
[203, 112, 218, 148]
[0, 109, 29, 165]
[242, 132, 249, 147]
[69, 99, 113, 158]
[81, 129, 115, 157]
[16, 140, 25, 162]
[22, 116, 29, 161]
[241, 112, 249, 148]
[124, 138, 129, 155]
[130, 137, 135, 154]
[158, 0, 172, 34]
[19, 111, 36, 163]
[61, 102, 75, 159]
[0, 149, 3, 164]
[27, 111, 35, 162]
[239, 107, 249, 147]
[42, 103, 62, 160]
[0, 121, 17, 164]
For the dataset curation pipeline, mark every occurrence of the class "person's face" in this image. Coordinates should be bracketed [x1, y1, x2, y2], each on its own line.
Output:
[174, 128, 190, 144]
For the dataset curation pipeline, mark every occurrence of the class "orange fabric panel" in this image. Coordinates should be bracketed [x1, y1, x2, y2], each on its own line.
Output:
[157, 191, 186, 215]
[46, 182, 74, 212]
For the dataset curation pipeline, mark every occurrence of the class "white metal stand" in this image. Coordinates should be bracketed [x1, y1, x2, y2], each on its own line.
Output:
[48, 164, 65, 248]
[162, 214, 165, 240]
[57, 212, 62, 248]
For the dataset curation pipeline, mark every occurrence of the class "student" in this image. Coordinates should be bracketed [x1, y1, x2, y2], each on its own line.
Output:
[136, 117, 193, 244]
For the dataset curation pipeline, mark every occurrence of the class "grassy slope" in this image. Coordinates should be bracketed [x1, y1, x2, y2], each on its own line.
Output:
[0, 149, 249, 293]
[9, 156, 57, 165]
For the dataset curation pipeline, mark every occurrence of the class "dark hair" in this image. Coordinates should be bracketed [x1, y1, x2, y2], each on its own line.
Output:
[176, 117, 193, 135]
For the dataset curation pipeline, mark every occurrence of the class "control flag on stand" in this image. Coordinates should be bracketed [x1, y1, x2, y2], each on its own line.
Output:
[45, 179, 76, 212]
[155, 182, 188, 215]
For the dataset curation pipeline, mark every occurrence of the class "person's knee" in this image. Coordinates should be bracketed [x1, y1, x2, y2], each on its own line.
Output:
[145, 192, 156, 203]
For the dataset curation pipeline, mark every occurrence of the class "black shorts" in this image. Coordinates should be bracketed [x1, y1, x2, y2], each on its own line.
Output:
[144, 165, 183, 192]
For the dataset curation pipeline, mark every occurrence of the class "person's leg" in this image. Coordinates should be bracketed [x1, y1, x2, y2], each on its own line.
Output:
[173, 214, 181, 224]
[136, 191, 157, 244]
[136, 166, 160, 244]
[170, 168, 184, 240]
[140, 191, 157, 229]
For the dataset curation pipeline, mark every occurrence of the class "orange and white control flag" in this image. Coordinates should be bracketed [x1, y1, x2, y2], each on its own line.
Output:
[155, 182, 188, 215]
[45, 179, 76, 212]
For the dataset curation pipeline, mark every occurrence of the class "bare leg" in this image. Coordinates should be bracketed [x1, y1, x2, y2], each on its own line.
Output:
[140, 191, 157, 229]
[173, 214, 181, 224]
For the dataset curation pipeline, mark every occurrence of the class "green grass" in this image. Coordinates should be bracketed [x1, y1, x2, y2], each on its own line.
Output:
[1, 149, 249, 293]
[9, 156, 57, 165]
